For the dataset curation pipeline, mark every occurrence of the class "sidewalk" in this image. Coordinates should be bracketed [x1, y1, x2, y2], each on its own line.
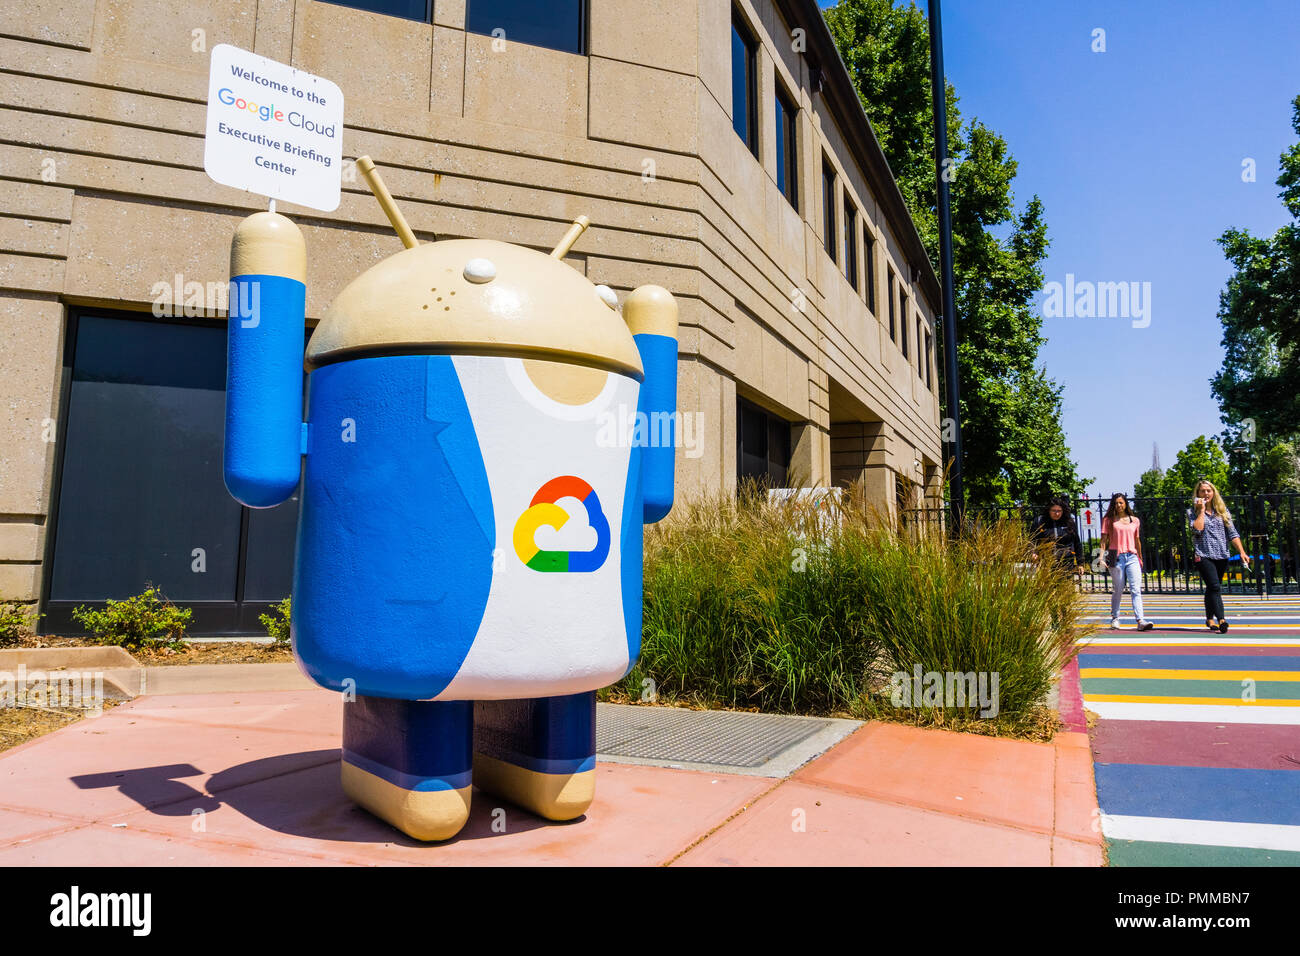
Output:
[0, 687, 1101, 866]
[1079, 593, 1300, 865]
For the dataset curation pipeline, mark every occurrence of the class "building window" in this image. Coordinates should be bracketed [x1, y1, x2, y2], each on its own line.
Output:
[865, 231, 876, 313]
[316, 0, 432, 22]
[775, 84, 799, 210]
[731, 11, 758, 156]
[44, 310, 302, 634]
[844, 196, 859, 291]
[916, 317, 925, 378]
[924, 329, 934, 390]
[466, 0, 586, 55]
[822, 160, 837, 264]
[887, 268, 896, 341]
[737, 396, 791, 487]
[900, 291, 910, 360]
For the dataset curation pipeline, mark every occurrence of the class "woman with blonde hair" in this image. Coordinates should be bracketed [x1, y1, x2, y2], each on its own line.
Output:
[1188, 479, 1251, 633]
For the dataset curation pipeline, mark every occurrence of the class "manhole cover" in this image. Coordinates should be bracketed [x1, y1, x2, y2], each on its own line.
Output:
[596, 704, 832, 768]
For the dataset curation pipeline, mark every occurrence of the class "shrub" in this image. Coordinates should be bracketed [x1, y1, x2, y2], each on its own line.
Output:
[620, 483, 887, 715]
[853, 517, 1086, 727]
[72, 586, 191, 650]
[260, 597, 292, 644]
[0, 602, 34, 647]
[615, 484, 1087, 729]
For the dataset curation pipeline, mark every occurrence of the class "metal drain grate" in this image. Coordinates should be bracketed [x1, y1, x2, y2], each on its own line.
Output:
[596, 704, 832, 768]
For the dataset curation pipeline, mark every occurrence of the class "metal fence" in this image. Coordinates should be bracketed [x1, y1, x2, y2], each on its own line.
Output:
[904, 493, 1300, 596]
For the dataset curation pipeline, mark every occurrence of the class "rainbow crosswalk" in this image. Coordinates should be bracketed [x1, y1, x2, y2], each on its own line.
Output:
[1077, 593, 1300, 866]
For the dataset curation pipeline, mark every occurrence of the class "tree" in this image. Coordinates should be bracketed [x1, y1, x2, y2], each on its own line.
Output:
[1223, 428, 1300, 494]
[1253, 440, 1300, 492]
[824, 0, 1089, 507]
[1133, 467, 1164, 503]
[1161, 435, 1231, 499]
[1212, 94, 1300, 491]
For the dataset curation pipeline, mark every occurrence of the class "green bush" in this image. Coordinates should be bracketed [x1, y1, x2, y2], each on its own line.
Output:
[853, 518, 1085, 727]
[618, 484, 886, 715]
[0, 602, 34, 647]
[613, 484, 1086, 730]
[72, 586, 191, 650]
[260, 597, 292, 644]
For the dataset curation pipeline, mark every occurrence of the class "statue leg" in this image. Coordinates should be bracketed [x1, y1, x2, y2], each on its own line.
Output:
[473, 692, 596, 821]
[341, 695, 473, 841]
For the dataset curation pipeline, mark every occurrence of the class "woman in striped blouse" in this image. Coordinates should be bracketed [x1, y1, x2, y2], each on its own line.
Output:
[1187, 479, 1252, 633]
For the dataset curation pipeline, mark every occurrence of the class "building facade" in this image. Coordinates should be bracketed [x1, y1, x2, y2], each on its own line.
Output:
[0, 0, 943, 633]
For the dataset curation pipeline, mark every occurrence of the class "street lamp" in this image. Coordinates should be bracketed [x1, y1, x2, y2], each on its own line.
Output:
[927, 0, 964, 529]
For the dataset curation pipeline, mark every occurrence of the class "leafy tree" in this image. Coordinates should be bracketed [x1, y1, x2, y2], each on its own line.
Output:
[1212, 94, 1300, 491]
[824, 0, 1089, 507]
[1224, 429, 1300, 494]
[1252, 440, 1300, 492]
[1161, 435, 1231, 499]
[1133, 467, 1164, 503]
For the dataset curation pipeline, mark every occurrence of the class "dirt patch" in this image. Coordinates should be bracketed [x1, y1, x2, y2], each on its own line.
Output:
[0, 699, 127, 754]
[130, 642, 294, 666]
[6, 633, 294, 666]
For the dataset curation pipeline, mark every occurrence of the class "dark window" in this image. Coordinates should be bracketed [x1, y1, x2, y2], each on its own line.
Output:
[924, 329, 934, 389]
[916, 317, 924, 378]
[731, 12, 758, 156]
[822, 161, 837, 263]
[315, 0, 432, 22]
[467, 0, 586, 55]
[45, 310, 301, 633]
[896, 473, 913, 522]
[737, 396, 791, 487]
[844, 196, 859, 291]
[887, 268, 896, 341]
[775, 84, 799, 210]
[865, 231, 876, 313]
[900, 291, 909, 359]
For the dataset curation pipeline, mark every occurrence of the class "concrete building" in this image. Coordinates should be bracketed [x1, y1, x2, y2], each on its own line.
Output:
[0, 0, 943, 632]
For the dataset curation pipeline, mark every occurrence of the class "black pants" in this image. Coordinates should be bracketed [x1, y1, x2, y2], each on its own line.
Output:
[1198, 557, 1229, 621]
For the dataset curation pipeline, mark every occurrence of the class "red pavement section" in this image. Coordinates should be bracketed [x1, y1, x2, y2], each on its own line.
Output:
[1058, 658, 1087, 732]
[675, 726, 1102, 866]
[0, 689, 1102, 866]
[1090, 720, 1300, 770]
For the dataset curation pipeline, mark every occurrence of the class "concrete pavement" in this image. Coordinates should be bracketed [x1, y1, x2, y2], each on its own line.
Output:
[0, 687, 1101, 866]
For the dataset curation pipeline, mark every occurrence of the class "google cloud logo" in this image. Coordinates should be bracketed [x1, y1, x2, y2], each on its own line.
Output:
[513, 476, 610, 573]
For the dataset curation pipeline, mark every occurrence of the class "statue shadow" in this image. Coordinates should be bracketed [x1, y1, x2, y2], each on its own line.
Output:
[76, 751, 580, 846]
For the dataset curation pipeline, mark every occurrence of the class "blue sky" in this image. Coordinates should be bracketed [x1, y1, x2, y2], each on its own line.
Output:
[821, 0, 1300, 497]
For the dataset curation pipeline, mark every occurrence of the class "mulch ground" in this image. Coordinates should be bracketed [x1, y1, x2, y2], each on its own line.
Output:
[127, 642, 294, 666]
[0, 699, 128, 754]
[4, 633, 294, 666]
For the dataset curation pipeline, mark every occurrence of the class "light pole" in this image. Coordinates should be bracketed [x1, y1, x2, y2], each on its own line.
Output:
[927, 0, 964, 528]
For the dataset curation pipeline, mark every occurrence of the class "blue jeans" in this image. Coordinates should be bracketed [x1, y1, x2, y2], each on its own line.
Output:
[1110, 552, 1145, 621]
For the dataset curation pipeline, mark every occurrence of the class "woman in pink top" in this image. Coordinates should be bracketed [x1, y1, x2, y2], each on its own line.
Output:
[1099, 492, 1154, 631]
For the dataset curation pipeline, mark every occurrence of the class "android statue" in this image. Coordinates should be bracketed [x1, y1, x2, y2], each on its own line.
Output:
[223, 157, 678, 841]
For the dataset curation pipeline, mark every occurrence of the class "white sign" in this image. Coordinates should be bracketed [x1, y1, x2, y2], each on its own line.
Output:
[768, 487, 844, 540]
[1079, 499, 1102, 538]
[204, 44, 343, 212]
